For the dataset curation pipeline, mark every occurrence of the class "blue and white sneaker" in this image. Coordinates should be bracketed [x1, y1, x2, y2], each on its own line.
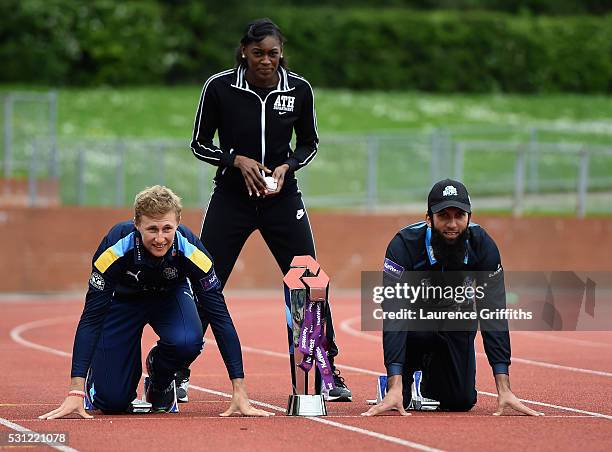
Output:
[145, 348, 178, 412]
[144, 379, 177, 412]
[405, 370, 439, 411]
[126, 398, 152, 414]
[174, 368, 190, 403]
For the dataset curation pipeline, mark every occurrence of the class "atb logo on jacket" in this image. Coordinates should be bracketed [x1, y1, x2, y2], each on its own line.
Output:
[273, 95, 295, 113]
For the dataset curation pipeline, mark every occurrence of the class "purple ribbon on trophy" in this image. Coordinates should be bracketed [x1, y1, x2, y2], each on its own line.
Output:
[298, 300, 335, 391]
[283, 255, 336, 409]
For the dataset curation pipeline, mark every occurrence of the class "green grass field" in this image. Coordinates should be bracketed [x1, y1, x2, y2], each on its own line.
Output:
[47, 87, 612, 139]
[2, 86, 612, 213]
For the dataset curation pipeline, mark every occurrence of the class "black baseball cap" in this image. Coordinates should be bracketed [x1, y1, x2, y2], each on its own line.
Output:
[428, 179, 471, 214]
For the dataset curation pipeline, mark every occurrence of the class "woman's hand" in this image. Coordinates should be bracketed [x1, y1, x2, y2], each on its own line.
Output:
[233, 155, 271, 197]
[265, 164, 290, 197]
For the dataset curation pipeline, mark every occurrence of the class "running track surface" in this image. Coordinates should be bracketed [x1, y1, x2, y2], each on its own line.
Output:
[1, 294, 611, 451]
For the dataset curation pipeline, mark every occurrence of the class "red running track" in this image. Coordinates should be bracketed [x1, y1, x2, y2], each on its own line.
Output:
[1, 294, 611, 451]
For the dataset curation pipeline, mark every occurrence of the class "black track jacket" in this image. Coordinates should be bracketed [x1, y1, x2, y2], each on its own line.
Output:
[190, 66, 318, 195]
[382, 221, 511, 376]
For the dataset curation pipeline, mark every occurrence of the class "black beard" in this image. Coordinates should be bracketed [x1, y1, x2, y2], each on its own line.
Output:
[430, 225, 470, 270]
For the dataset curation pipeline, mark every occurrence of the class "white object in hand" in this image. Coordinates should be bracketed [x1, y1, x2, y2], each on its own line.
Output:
[264, 176, 278, 191]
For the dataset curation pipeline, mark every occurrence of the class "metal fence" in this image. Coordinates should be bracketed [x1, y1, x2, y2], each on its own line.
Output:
[1, 91, 58, 179]
[304, 132, 612, 216]
[8, 133, 610, 217]
[55, 138, 214, 207]
[2, 91, 612, 216]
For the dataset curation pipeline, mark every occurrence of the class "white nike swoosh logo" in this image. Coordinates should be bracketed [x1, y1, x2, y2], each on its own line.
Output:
[278, 111, 287, 115]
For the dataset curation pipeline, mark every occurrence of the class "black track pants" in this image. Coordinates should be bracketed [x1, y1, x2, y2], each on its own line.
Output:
[199, 187, 339, 362]
[402, 331, 477, 411]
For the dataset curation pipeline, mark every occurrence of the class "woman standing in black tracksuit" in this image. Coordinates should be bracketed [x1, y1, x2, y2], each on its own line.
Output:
[182, 18, 351, 402]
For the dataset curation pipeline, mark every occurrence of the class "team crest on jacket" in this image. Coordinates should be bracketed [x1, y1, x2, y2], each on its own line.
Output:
[163, 267, 178, 280]
[89, 272, 105, 290]
[273, 95, 295, 113]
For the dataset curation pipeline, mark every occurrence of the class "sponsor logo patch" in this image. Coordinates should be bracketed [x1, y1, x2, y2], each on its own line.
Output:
[383, 258, 404, 279]
[427, 245, 436, 262]
[134, 236, 143, 262]
[488, 264, 503, 278]
[442, 185, 458, 197]
[126, 270, 141, 282]
[296, 209, 305, 220]
[89, 272, 105, 290]
[273, 95, 295, 113]
[200, 269, 219, 291]
[163, 267, 178, 280]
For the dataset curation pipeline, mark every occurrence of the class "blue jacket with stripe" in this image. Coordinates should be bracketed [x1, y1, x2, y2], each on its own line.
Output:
[383, 221, 511, 377]
[70, 221, 243, 379]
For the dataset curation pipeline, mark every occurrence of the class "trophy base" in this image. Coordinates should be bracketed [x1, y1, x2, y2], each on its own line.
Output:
[286, 394, 327, 416]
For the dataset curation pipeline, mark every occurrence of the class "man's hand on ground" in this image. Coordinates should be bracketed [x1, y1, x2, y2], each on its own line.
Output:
[361, 375, 410, 417]
[39, 395, 93, 420]
[220, 378, 275, 417]
[493, 373, 544, 416]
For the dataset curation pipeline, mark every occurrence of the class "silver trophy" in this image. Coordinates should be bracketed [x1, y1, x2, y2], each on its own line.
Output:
[283, 255, 329, 416]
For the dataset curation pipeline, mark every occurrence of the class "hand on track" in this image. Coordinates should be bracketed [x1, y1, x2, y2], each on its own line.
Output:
[39, 395, 93, 420]
[493, 373, 544, 416]
[494, 390, 544, 416]
[220, 394, 275, 417]
[221, 379, 275, 417]
[361, 387, 410, 417]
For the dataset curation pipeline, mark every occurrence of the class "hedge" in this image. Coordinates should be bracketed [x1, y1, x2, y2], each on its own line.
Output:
[276, 9, 612, 92]
[1, 1, 610, 92]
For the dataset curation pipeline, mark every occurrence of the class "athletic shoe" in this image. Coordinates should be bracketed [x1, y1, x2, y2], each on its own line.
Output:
[404, 370, 439, 411]
[126, 398, 152, 414]
[145, 380, 177, 412]
[322, 368, 352, 402]
[174, 368, 190, 403]
[145, 348, 177, 412]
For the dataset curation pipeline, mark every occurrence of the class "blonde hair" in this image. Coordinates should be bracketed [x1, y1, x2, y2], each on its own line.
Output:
[134, 185, 182, 224]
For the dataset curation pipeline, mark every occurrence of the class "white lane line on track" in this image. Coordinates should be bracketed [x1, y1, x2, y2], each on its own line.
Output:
[11, 316, 612, 428]
[513, 331, 611, 348]
[340, 316, 612, 378]
[10, 318, 72, 358]
[0, 417, 79, 452]
[9, 318, 444, 452]
[189, 385, 444, 451]
[235, 343, 381, 375]
[207, 339, 612, 421]
[475, 392, 612, 420]
[502, 357, 612, 378]
[5, 414, 599, 421]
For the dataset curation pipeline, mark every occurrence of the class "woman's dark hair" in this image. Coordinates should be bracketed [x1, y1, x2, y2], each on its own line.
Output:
[235, 18, 286, 69]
